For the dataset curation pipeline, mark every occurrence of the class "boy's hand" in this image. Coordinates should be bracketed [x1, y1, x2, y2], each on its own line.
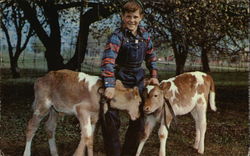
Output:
[149, 78, 159, 85]
[104, 87, 115, 99]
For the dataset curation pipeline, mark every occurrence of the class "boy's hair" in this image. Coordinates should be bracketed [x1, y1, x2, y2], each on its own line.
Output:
[122, 0, 144, 15]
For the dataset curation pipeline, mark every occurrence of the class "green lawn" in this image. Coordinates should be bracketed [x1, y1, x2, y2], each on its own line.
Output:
[0, 68, 248, 156]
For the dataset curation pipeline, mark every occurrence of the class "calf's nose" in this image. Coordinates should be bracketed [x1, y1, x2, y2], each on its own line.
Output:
[144, 106, 150, 112]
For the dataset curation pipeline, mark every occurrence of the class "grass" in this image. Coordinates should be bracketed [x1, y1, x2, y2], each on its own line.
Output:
[0, 68, 249, 156]
[210, 72, 248, 86]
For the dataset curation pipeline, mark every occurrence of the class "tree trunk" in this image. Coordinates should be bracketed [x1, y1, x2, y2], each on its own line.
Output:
[10, 56, 20, 78]
[201, 47, 210, 73]
[65, 6, 114, 71]
[18, 1, 115, 72]
[175, 53, 187, 75]
[45, 46, 64, 71]
[172, 41, 188, 75]
[2, 19, 20, 78]
[18, 0, 64, 71]
[65, 13, 90, 71]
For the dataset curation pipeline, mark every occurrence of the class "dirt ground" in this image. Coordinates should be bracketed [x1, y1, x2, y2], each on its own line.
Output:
[0, 73, 248, 156]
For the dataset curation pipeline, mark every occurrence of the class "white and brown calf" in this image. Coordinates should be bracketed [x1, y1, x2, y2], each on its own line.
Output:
[136, 71, 217, 156]
[23, 69, 141, 156]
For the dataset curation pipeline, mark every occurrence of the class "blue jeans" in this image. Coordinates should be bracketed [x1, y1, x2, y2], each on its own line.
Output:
[101, 67, 145, 156]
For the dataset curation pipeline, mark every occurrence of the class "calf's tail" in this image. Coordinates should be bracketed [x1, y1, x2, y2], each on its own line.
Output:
[208, 75, 217, 111]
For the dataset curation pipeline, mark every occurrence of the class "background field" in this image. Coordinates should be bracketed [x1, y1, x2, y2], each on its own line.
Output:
[0, 68, 248, 156]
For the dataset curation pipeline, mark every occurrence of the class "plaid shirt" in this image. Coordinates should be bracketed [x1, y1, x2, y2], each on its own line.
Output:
[101, 27, 158, 88]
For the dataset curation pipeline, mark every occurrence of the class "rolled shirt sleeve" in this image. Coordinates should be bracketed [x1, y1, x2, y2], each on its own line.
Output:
[101, 33, 121, 88]
[144, 36, 158, 78]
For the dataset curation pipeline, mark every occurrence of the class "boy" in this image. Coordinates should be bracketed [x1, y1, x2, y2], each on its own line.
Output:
[101, 0, 159, 155]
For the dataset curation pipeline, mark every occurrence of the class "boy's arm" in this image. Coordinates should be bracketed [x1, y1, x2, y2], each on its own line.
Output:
[145, 36, 158, 79]
[101, 33, 121, 88]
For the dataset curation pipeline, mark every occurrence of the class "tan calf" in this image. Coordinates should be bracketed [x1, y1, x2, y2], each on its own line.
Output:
[136, 71, 217, 156]
[23, 69, 141, 156]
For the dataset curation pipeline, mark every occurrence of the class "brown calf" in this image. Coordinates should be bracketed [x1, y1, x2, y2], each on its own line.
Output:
[23, 69, 141, 156]
[136, 71, 217, 156]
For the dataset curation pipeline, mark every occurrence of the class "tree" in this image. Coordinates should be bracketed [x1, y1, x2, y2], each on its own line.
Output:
[16, 0, 118, 71]
[182, 0, 248, 72]
[144, 0, 248, 74]
[65, 2, 118, 71]
[1, 1, 34, 78]
[144, 1, 193, 74]
[4, 0, 248, 75]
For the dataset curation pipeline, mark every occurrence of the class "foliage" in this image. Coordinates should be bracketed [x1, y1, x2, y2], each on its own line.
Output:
[142, 0, 249, 73]
[1, 0, 34, 77]
[90, 14, 120, 40]
[1, 0, 248, 74]
[11, 0, 120, 71]
[148, 0, 248, 52]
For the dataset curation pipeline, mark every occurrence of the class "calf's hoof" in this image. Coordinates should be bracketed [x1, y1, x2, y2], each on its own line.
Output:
[197, 149, 204, 154]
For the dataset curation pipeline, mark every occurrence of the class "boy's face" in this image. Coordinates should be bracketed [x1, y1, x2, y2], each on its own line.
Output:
[121, 10, 143, 34]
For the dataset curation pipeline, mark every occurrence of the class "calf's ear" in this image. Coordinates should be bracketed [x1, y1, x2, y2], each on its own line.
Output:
[115, 80, 122, 87]
[115, 80, 126, 91]
[160, 82, 169, 90]
[160, 82, 166, 90]
[133, 87, 139, 97]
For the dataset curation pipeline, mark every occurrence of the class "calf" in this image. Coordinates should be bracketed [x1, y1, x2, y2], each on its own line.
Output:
[136, 71, 217, 156]
[23, 69, 141, 156]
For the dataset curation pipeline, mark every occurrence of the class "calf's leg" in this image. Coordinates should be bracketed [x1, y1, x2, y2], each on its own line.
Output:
[196, 103, 207, 154]
[158, 124, 168, 156]
[45, 109, 58, 156]
[74, 107, 93, 156]
[191, 108, 200, 150]
[136, 115, 157, 156]
[23, 102, 50, 156]
[158, 114, 172, 156]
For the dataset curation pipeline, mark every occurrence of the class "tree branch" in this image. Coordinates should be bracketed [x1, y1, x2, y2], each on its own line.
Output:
[17, 0, 50, 46]
[20, 26, 34, 52]
[1, 20, 14, 58]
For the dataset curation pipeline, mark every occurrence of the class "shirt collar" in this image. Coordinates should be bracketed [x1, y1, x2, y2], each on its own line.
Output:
[121, 26, 144, 38]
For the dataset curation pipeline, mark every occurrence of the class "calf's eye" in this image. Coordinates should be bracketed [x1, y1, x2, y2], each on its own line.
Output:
[154, 95, 158, 97]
